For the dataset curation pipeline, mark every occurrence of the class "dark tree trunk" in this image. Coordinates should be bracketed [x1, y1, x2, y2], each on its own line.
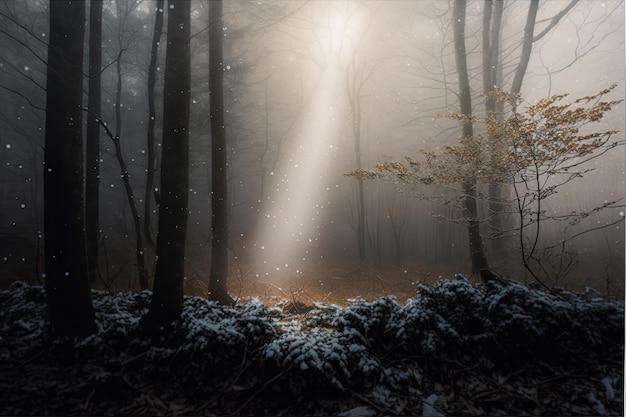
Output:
[86, 0, 102, 284]
[208, 0, 234, 305]
[144, 0, 165, 249]
[142, 0, 191, 330]
[453, 0, 490, 277]
[44, 0, 96, 337]
[111, 40, 149, 290]
[511, 0, 539, 102]
[482, 0, 509, 239]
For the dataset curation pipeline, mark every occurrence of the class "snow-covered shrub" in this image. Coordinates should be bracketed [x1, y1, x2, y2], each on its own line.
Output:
[138, 296, 278, 390]
[182, 296, 277, 354]
[484, 281, 624, 365]
[92, 289, 151, 337]
[395, 278, 488, 357]
[403, 278, 624, 367]
[332, 296, 402, 355]
[0, 281, 49, 357]
[262, 327, 383, 402]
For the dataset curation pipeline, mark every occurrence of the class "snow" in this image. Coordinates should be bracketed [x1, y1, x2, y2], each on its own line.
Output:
[0, 278, 623, 415]
[421, 394, 444, 417]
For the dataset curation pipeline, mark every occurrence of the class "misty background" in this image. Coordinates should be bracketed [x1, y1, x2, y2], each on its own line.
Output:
[0, 0, 624, 297]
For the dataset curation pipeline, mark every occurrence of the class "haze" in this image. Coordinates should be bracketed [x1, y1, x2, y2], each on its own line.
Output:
[0, 0, 624, 301]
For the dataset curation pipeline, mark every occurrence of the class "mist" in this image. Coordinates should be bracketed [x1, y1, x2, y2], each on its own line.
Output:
[0, 0, 624, 302]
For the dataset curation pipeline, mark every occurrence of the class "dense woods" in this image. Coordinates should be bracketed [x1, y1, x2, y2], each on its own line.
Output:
[0, 0, 624, 415]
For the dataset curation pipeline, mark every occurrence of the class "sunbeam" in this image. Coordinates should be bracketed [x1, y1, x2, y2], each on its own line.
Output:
[252, 2, 366, 284]
[253, 67, 344, 282]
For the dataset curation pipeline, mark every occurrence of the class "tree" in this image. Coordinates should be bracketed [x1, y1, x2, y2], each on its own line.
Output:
[108, 0, 150, 290]
[142, 0, 191, 330]
[208, 0, 235, 305]
[86, 0, 102, 283]
[348, 86, 624, 289]
[487, 87, 623, 287]
[452, 0, 490, 276]
[144, 0, 165, 249]
[44, 0, 96, 337]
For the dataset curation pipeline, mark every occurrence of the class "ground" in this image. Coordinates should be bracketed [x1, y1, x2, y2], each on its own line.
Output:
[1, 277, 623, 416]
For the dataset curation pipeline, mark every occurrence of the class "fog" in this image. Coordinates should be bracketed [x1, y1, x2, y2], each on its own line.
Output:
[0, 0, 624, 300]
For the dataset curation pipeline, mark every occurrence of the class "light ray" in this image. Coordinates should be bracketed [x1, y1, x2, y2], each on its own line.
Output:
[253, 67, 343, 282]
[252, 2, 366, 284]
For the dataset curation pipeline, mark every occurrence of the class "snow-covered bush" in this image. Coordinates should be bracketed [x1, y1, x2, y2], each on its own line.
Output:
[262, 327, 383, 400]
[0, 280, 623, 416]
[138, 296, 278, 390]
[0, 282, 49, 357]
[332, 296, 402, 355]
[483, 281, 624, 365]
[409, 278, 624, 367]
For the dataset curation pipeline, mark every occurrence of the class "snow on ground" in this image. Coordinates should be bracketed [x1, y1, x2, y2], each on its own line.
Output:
[0, 277, 623, 416]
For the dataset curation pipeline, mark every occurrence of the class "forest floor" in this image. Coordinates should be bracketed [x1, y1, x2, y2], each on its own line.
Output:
[190, 255, 624, 307]
[1, 277, 623, 416]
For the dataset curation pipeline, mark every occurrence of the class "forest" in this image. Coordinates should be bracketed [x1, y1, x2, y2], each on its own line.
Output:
[0, 0, 624, 415]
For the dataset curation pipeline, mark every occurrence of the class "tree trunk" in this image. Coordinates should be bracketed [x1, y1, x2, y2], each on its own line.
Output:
[208, 0, 235, 305]
[482, 0, 509, 240]
[142, 0, 191, 330]
[349, 65, 366, 262]
[112, 36, 149, 290]
[44, 0, 96, 337]
[511, 0, 539, 103]
[144, 0, 164, 249]
[453, 0, 490, 277]
[86, 0, 102, 284]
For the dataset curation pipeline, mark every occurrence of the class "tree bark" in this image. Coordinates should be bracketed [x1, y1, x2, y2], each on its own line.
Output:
[86, 0, 102, 284]
[482, 0, 508, 239]
[511, 0, 539, 102]
[44, 0, 96, 337]
[453, 0, 490, 277]
[111, 30, 149, 290]
[143, 0, 191, 330]
[208, 0, 235, 305]
[144, 0, 165, 249]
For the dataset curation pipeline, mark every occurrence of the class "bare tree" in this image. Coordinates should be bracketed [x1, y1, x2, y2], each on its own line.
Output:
[44, 0, 96, 337]
[144, 0, 165, 248]
[208, 0, 235, 305]
[452, 0, 490, 276]
[142, 0, 191, 330]
[86, 0, 102, 283]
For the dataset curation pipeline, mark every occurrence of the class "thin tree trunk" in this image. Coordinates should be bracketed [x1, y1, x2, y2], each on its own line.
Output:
[453, 0, 490, 277]
[208, 0, 234, 305]
[112, 46, 149, 290]
[511, 0, 539, 102]
[483, 0, 508, 239]
[142, 0, 191, 330]
[44, 0, 96, 337]
[144, 0, 164, 248]
[351, 76, 366, 262]
[86, 0, 102, 284]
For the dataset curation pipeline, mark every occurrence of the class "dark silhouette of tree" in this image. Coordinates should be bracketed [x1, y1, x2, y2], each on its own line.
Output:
[208, 0, 235, 305]
[142, 0, 191, 330]
[44, 0, 96, 337]
[86, 0, 102, 283]
[144, 0, 165, 249]
[108, 0, 150, 290]
[453, 0, 490, 276]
